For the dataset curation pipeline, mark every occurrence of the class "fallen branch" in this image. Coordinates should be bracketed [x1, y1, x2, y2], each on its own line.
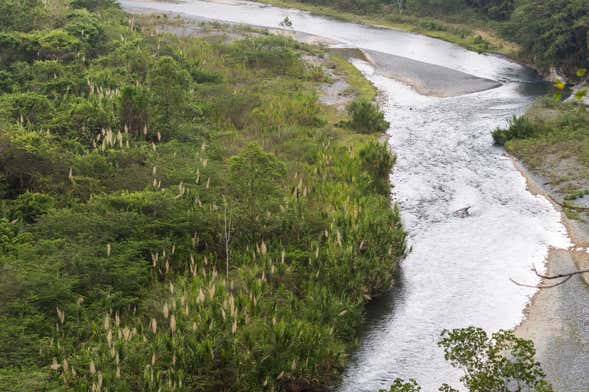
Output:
[544, 193, 589, 212]
[510, 264, 589, 289]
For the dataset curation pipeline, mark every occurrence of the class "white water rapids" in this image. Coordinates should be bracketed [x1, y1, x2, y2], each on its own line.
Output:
[120, 1, 572, 389]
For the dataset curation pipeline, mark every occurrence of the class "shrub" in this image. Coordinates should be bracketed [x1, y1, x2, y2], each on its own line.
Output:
[347, 98, 390, 134]
[229, 143, 286, 231]
[12, 192, 55, 223]
[119, 85, 149, 134]
[0, 92, 53, 125]
[0, 70, 14, 93]
[36, 29, 84, 61]
[359, 141, 395, 196]
[492, 115, 539, 145]
[68, 97, 115, 143]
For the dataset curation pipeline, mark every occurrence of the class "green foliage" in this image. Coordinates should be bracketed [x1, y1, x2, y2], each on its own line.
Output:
[0, 0, 46, 33]
[464, 0, 514, 20]
[347, 98, 390, 134]
[0, 1, 406, 390]
[119, 85, 149, 134]
[492, 116, 538, 146]
[0, 92, 54, 126]
[229, 143, 286, 220]
[359, 140, 395, 196]
[379, 378, 422, 392]
[501, 0, 589, 73]
[148, 56, 191, 132]
[12, 192, 55, 223]
[438, 327, 552, 391]
[229, 35, 304, 75]
[382, 327, 551, 392]
[37, 29, 84, 61]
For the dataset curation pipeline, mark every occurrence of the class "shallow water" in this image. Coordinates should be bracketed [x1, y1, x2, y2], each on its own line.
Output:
[120, 1, 572, 389]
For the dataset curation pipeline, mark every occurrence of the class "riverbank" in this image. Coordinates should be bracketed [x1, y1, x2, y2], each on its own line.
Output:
[501, 101, 589, 282]
[253, 0, 520, 59]
[361, 49, 501, 97]
[512, 158, 589, 391]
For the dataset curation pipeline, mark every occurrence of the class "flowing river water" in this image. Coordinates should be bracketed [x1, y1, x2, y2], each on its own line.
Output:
[120, 1, 575, 389]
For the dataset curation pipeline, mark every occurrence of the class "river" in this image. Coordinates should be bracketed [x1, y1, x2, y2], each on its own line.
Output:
[119, 1, 573, 390]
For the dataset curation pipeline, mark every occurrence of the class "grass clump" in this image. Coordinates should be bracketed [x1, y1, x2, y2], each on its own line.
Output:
[346, 98, 390, 134]
[492, 115, 539, 146]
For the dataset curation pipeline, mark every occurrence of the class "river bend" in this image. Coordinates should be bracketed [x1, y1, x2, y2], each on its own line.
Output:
[119, 1, 572, 389]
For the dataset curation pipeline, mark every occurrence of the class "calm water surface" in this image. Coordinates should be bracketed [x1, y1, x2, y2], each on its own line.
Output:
[120, 1, 571, 389]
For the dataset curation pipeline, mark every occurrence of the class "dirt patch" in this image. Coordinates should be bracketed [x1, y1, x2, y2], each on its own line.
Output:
[301, 53, 357, 112]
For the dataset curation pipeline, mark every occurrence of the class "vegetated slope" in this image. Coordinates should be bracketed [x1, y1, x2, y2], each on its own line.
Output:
[269, 0, 589, 76]
[493, 99, 589, 217]
[0, 1, 405, 390]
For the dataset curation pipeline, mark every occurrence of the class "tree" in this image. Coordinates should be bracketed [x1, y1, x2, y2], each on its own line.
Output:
[383, 327, 552, 392]
[379, 378, 423, 392]
[347, 98, 390, 134]
[229, 143, 286, 230]
[148, 56, 190, 132]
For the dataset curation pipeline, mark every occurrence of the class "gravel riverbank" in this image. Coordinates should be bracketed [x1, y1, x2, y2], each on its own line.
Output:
[512, 158, 589, 391]
[362, 49, 501, 97]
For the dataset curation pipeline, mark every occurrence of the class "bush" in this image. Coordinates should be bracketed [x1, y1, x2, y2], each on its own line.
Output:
[0, 92, 53, 125]
[12, 192, 55, 223]
[492, 115, 539, 145]
[359, 141, 395, 196]
[36, 29, 84, 61]
[119, 85, 149, 134]
[347, 98, 390, 134]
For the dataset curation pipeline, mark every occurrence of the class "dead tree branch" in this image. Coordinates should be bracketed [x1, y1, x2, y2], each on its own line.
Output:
[510, 265, 589, 289]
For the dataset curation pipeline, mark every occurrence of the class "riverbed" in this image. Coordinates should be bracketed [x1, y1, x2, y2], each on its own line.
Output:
[120, 0, 578, 389]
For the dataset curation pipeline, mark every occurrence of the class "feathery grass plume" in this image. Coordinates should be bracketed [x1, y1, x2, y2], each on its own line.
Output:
[150, 318, 157, 334]
[56, 307, 65, 324]
[162, 302, 169, 319]
[103, 314, 110, 331]
[170, 314, 177, 333]
[106, 243, 111, 257]
[89, 360, 96, 375]
[50, 357, 60, 370]
[123, 327, 131, 342]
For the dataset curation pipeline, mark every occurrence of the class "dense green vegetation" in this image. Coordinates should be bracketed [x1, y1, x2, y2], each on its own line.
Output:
[268, 0, 589, 76]
[0, 1, 407, 390]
